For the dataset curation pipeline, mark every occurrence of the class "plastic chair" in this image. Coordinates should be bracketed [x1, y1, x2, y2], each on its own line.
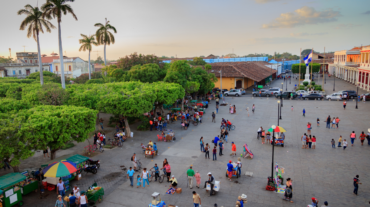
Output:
[157, 134, 163, 141]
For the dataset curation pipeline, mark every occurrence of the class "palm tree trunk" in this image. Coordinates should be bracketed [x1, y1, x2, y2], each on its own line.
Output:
[104, 43, 107, 76]
[88, 50, 91, 80]
[36, 32, 43, 85]
[58, 21, 66, 89]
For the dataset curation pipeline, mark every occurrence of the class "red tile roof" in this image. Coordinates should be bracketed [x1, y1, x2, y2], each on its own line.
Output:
[41, 56, 63, 63]
[209, 62, 276, 82]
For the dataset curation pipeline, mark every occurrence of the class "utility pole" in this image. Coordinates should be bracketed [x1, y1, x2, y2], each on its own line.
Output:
[323, 47, 325, 91]
[22, 45, 27, 52]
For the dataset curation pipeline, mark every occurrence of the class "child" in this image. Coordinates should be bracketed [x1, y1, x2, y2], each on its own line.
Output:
[212, 146, 217, 161]
[266, 132, 271, 144]
[317, 118, 320, 127]
[303, 108, 306, 117]
[338, 136, 342, 147]
[291, 106, 293, 111]
[136, 175, 141, 188]
[343, 139, 348, 150]
[331, 139, 335, 148]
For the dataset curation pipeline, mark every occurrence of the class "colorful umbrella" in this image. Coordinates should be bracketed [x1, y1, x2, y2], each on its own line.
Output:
[43, 161, 77, 177]
[267, 126, 286, 133]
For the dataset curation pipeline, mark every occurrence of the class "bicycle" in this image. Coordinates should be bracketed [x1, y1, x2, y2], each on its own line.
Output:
[220, 124, 235, 130]
[108, 138, 123, 147]
[134, 159, 142, 172]
[92, 143, 104, 153]
[148, 169, 164, 183]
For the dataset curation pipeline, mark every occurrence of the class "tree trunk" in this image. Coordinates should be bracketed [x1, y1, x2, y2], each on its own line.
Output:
[36, 32, 44, 85]
[50, 149, 58, 160]
[104, 43, 107, 76]
[12, 166, 20, 172]
[124, 117, 131, 138]
[88, 50, 91, 80]
[58, 21, 66, 89]
[161, 105, 165, 115]
[181, 96, 185, 111]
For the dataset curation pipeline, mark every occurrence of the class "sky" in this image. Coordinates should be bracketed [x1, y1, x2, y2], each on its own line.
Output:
[0, 0, 369, 60]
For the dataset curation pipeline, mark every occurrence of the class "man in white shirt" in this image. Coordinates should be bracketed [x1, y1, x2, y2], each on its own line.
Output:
[56, 179, 65, 197]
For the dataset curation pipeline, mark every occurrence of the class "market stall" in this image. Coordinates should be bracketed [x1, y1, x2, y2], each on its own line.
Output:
[19, 171, 39, 195]
[86, 183, 104, 205]
[0, 173, 27, 207]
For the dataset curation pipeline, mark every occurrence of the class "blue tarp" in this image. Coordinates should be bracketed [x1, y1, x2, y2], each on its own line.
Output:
[161, 57, 269, 64]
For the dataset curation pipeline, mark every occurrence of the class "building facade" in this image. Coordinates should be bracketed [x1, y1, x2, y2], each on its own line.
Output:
[331, 47, 362, 87]
[53, 57, 94, 78]
[358, 46, 370, 90]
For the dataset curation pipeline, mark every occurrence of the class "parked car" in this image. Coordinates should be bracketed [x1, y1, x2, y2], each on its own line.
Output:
[309, 90, 327, 96]
[268, 88, 281, 96]
[303, 94, 324, 100]
[224, 89, 242, 97]
[326, 93, 343, 100]
[296, 90, 309, 96]
[240, 88, 247, 95]
[342, 90, 357, 99]
[360, 93, 370, 101]
[213, 88, 228, 93]
[252, 89, 271, 97]
[276, 91, 298, 99]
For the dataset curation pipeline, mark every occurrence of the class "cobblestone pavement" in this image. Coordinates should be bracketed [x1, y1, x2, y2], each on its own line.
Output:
[4, 78, 370, 207]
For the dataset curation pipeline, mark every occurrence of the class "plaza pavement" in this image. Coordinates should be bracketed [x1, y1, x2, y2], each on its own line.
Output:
[4, 77, 370, 207]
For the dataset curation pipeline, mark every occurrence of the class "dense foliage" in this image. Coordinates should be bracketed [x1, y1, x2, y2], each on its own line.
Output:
[117, 52, 164, 71]
[291, 63, 320, 74]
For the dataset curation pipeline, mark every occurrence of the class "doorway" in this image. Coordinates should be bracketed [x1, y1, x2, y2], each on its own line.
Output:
[26, 69, 31, 76]
[236, 80, 242, 88]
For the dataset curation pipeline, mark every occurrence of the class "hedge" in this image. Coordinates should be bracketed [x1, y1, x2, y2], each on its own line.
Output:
[292, 63, 320, 74]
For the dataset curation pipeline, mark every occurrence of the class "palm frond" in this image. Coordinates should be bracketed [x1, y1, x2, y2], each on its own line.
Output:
[64, 4, 77, 20]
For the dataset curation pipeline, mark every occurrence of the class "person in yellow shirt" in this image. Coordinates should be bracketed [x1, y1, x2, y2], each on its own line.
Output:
[148, 140, 153, 146]
[338, 136, 342, 147]
[169, 175, 178, 188]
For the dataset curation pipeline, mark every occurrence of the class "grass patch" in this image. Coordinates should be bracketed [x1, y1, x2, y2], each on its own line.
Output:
[103, 144, 114, 149]
[61, 142, 75, 150]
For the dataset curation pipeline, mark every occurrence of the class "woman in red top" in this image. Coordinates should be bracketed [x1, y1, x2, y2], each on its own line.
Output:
[312, 136, 316, 149]
[360, 131, 366, 146]
[307, 122, 312, 135]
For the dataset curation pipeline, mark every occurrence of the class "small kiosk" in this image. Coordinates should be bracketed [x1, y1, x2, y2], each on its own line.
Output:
[0, 173, 27, 207]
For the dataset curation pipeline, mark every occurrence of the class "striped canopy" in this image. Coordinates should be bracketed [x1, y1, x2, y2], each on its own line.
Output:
[42, 161, 77, 177]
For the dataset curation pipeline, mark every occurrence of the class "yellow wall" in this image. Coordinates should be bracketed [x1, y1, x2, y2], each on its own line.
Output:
[54, 62, 73, 72]
[244, 78, 254, 88]
[214, 77, 236, 90]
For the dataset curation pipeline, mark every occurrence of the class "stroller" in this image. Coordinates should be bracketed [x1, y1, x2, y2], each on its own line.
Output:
[243, 144, 254, 159]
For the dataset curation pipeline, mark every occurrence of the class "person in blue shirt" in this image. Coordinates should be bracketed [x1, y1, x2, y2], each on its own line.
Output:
[153, 143, 158, 154]
[69, 191, 77, 207]
[150, 164, 160, 181]
[303, 108, 305, 117]
[126, 167, 135, 187]
[218, 140, 223, 156]
[213, 136, 220, 146]
[227, 160, 234, 181]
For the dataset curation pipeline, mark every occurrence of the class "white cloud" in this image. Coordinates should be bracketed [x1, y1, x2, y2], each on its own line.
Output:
[250, 37, 310, 44]
[263, 6, 341, 28]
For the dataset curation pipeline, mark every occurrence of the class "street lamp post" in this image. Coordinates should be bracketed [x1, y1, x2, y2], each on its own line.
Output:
[286, 78, 288, 91]
[356, 82, 359, 109]
[280, 88, 283, 107]
[277, 100, 280, 124]
[333, 69, 335, 91]
[290, 71, 291, 84]
[270, 124, 276, 185]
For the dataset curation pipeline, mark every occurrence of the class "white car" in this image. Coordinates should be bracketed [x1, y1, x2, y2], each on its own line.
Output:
[224, 89, 242, 97]
[326, 93, 342, 100]
[296, 90, 309, 96]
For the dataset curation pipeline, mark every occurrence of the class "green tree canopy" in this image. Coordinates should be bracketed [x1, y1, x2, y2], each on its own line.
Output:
[191, 67, 217, 95]
[117, 52, 163, 71]
[291, 63, 320, 74]
[128, 63, 167, 83]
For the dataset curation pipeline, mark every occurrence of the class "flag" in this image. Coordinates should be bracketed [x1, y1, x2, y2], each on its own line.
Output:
[303, 51, 313, 66]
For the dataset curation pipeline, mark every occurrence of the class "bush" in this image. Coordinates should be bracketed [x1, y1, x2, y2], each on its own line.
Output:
[74, 72, 103, 84]
[291, 63, 320, 74]
[299, 85, 305, 90]
[303, 81, 309, 86]
[311, 81, 315, 86]
[314, 85, 322, 91]
[86, 79, 104, 84]
[137, 116, 150, 131]
[61, 142, 75, 150]
[27, 71, 55, 79]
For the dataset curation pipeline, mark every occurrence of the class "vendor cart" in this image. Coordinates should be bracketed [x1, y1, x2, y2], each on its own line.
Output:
[0, 173, 27, 207]
[145, 148, 157, 158]
[86, 183, 104, 205]
[273, 138, 285, 147]
[225, 163, 240, 178]
[148, 192, 166, 207]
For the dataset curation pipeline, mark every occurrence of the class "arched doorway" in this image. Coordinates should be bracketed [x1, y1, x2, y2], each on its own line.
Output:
[236, 80, 242, 88]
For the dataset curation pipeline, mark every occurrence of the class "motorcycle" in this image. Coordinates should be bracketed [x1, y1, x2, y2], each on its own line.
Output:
[83, 164, 98, 174]
[86, 159, 100, 169]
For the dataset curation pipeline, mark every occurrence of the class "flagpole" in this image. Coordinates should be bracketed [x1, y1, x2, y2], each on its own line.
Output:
[299, 48, 301, 86]
[311, 48, 313, 84]
[323, 47, 325, 91]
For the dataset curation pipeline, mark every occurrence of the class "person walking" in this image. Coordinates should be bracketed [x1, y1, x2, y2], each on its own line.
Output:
[308, 135, 312, 149]
[343, 139, 348, 150]
[331, 117, 336, 128]
[236, 158, 242, 177]
[336, 117, 340, 128]
[343, 100, 347, 110]
[55, 195, 65, 207]
[212, 146, 217, 161]
[252, 104, 255, 113]
[227, 161, 234, 181]
[338, 135, 342, 147]
[204, 144, 210, 159]
[131, 153, 137, 171]
[79, 192, 88, 207]
[141, 168, 150, 188]
[56, 179, 65, 197]
[187, 166, 195, 189]
[136, 175, 142, 188]
[200, 137, 204, 152]
[353, 175, 361, 195]
[331, 139, 335, 148]
[303, 108, 305, 117]
[212, 112, 216, 123]
[311, 197, 319, 207]
[224, 130, 229, 143]
[216, 104, 219, 114]
[231, 142, 237, 157]
[127, 167, 135, 187]
[307, 122, 312, 135]
[193, 191, 201, 207]
[301, 133, 307, 149]
[283, 178, 293, 203]
[360, 131, 366, 146]
[317, 118, 320, 127]
[326, 115, 331, 129]
[149, 119, 153, 131]
[350, 131, 356, 146]
[69, 192, 77, 207]
[99, 118, 104, 130]
[219, 140, 224, 156]
[195, 171, 201, 188]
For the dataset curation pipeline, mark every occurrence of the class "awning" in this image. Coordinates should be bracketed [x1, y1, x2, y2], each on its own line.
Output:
[0, 173, 27, 190]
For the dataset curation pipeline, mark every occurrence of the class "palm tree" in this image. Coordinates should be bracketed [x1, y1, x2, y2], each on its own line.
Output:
[18, 4, 55, 85]
[41, 0, 77, 89]
[79, 34, 98, 80]
[95, 18, 117, 69]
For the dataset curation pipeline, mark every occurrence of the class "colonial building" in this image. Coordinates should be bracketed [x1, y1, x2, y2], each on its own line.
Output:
[209, 62, 276, 90]
[52, 57, 94, 78]
[359, 45, 370, 90]
[331, 46, 362, 86]
[0, 52, 49, 78]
